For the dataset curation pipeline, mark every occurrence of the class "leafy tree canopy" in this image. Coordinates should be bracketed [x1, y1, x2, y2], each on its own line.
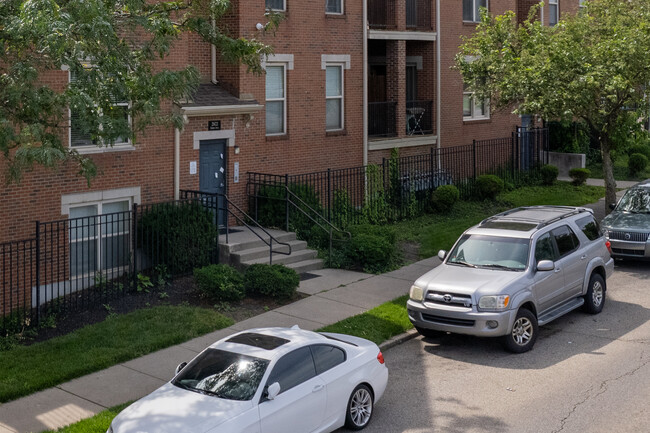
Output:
[456, 0, 650, 209]
[0, 0, 279, 183]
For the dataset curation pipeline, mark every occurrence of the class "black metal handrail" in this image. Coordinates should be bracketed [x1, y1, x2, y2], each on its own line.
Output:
[180, 190, 291, 264]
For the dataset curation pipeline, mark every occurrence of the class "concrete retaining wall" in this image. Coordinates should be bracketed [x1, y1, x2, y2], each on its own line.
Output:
[545, 151, 586, 177]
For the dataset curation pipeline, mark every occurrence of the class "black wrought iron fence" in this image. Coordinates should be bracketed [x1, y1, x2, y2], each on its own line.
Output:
[0, 197, 220, 334]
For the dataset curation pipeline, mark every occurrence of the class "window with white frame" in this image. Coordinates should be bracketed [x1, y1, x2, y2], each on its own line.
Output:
[463, 83, 489, 120]
[68, 200, 131, 278]
[579, 0, 586, 11]
[325, 64, 344, 130]
[69, 69, 130, 148]
[266, 64, 286, 135]
[463, 0, 487, 23]
[549, 0, 559, 26]
[266, 0, 285, 11]
[326, 0, 342, 14]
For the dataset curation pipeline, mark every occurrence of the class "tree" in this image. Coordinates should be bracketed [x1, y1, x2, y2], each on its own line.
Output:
[455, 0, 650, 211]
[0, 0, 279, 183]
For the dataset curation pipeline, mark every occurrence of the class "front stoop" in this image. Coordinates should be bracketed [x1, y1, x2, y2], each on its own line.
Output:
[218, 226, 324, 274]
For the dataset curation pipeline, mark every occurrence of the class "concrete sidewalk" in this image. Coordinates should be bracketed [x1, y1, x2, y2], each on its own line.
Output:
[0, 257, 440, 433]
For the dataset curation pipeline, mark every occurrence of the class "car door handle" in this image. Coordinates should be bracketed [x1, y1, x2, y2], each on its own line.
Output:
[581, 255, 587, 260]
[554, 267, 561, 273]
[312, 384, 324, 393]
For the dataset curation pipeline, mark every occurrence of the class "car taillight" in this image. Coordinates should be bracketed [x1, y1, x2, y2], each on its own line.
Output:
[605, 240, 612, 254]
[377, 351, 385, 364]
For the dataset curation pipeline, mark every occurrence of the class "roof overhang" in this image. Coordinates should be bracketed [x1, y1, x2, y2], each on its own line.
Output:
[179, 104, 264, 118]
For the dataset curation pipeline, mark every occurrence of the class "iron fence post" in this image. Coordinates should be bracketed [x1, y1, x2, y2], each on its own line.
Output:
[511, 131, 516, 180]
[429, 147, 434, 192]
[285, 174, 289, 232]
[35, 221, 40, 327]
[327, 168, 332, 223]
[472, 139, 477, 179]
[132, 203, 138, 291]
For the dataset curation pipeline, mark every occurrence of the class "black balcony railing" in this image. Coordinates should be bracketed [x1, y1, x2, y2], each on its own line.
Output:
[369, 101, 397, 138]
[368, 0, 397, 29]
[406, 0, 432, 30]
[406, 100, 433, 135]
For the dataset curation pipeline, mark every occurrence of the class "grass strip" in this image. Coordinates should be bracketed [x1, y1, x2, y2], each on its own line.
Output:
[41, 403, 131, 433]
[0, 305, 233, 403]
[318, 295, 412, 345]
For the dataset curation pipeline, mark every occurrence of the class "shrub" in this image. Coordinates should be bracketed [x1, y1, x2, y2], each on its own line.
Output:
[475, 175, 504, 200]
[628, 153, 649, 176]
[138, 202, 217, 274]
[568, 167, 591, 186]
[253, 183, 323, 238]
[339, 224, 399, 274]
[193, 264, 245, 302]
[627, 144, 650, 159]
[244, 264, 299, 299]
[431, 185, 460, 213]
[540, 165, 559, 186]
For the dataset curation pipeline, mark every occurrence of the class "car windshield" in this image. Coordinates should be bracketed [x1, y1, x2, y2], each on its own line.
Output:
[616, 188, 650, 213]
[172, 349, 269, 401]
[447, 234, 530, 271]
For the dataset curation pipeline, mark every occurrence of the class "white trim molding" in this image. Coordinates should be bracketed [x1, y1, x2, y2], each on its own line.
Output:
[61, 186, 141, 215]
[321, 54, 351, 70]
[193, 129, 236, 150]
[406, 56, 423, 70]
[262, 54, 294, 70]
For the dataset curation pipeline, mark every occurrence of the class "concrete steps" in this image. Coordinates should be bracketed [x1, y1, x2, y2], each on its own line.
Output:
[218, 226, 324, 274]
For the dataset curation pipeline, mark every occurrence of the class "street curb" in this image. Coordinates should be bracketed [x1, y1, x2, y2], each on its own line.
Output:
[378, 328, 419, 352]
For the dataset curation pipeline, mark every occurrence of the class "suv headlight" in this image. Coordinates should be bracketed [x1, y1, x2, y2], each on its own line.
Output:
[410, 285, 424, 302]
[478, 295, 510, 311]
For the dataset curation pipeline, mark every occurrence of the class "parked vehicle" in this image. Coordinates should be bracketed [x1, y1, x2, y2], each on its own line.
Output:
[601, 179, 650, 259]
[107, 326, 388, 433]
[407, 206, 614, 353]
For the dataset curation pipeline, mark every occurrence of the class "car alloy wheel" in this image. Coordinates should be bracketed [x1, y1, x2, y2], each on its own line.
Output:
[583, 273, 606, 314]
[511, 316, 533, 346]
[503, 308, 538, 353]
[345, 384, 373, 430]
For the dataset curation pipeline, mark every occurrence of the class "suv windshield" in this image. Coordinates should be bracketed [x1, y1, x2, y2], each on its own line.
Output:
[172, 349, 269, 401]
[447, 234, 530, 271]
[616, 188, 650, 213]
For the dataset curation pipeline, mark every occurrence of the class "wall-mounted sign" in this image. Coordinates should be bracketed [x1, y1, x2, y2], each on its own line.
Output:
[208, 120, 221, 131]
[189, 161, 197, 175]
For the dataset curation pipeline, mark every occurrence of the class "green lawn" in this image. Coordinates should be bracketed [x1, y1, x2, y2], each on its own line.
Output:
[0, 306, 233, 403]
[587, 155, 650, 181]
[41, 403, 131, 433]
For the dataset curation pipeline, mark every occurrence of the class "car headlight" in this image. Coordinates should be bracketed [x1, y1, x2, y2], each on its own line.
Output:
[478, 295, 510, 311]
[409, 285, 424, 302]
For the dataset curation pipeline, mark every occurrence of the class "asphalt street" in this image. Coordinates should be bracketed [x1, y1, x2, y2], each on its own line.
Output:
[339, 259, 650, 433]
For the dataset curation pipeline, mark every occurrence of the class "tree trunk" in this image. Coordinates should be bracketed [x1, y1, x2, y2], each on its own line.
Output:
[600, 137, 617, 213]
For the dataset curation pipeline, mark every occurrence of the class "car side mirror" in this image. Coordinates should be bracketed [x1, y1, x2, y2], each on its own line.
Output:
[266, 382, 281, 400]
[438, 250, 447, 261]
[609, 203, 616, 210]
[175, 362, 187, 376]
[536, 260, 555, 272]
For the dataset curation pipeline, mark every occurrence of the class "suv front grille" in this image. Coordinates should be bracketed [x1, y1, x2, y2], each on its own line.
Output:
[609, 231, 649, 242]
[425, 291, 473, 308]
[422, 313, 475, 327]
[612, 248, 645, 256]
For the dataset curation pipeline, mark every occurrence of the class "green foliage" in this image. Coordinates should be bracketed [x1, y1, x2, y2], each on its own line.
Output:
[540, 164, 559, 186]
[628, 144, 650, 159]
[254, 183, 323, 239]
[431, 185, 460, 213]
[547, 120, 591, 154]
[40, 402, 131, 433]
[243, 264, 299, 299]
[138, 202, 217, 274]
[338, 225, 399, 274]
[136, 274, 154, 293]
[569, 168, 591, 186]
[475, 175, 504, 200]
[628, 153, 649, 176]
[193, 264, 245, 302]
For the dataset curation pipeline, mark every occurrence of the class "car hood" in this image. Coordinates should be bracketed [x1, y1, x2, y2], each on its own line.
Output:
[602, 212, 650, 232]
[111, 383, 254, 433]
[414, 264, 524, 297]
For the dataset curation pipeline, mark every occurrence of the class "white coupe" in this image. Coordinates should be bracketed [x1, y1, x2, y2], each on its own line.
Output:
[108, 326, 388, 433]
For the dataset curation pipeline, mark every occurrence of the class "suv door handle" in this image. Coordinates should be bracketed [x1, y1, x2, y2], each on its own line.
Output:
[581, 255, 587, 260]
[312, 384, 324, 393]
[554, 267, 561, 273]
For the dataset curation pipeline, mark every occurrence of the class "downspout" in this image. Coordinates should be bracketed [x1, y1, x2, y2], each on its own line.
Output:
[211, 19, 217, 84]
[174, 126, 181, 200]
[436, 0, 441, 169]
[363, 0, 368, 166]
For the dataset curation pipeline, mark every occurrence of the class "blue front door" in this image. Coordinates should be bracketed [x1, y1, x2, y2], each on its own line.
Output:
[199, 139, 227, 226]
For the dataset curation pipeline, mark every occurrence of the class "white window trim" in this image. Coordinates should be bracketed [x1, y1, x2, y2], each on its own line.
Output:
[264, 62, 288, 136]
[326, 0, 344, 15]
[549, 0, 559, 26]
[266, 0, 286, 12]
[68, 70, 134, 152]
[463, 0, 489, 23]
[463, 91, 490, 121]
[325, 63, 345, 131]
[321, 54, 351, 70]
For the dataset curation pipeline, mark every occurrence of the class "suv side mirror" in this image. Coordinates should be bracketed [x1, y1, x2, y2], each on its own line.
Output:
[438, 250, 447, 261]
[536, 260, 555, 272]
[266, 382, 281, 400]
[175, 362, 188, 376]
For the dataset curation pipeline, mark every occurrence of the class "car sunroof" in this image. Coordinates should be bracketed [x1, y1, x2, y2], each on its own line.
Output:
[226, 333, 290, 350]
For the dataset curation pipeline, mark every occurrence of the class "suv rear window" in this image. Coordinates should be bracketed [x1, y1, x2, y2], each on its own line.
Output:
[576, 215, 602, 241]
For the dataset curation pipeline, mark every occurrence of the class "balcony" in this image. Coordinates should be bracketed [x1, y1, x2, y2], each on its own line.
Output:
[406, 100, 433, 135]
[369, 102, 397, 138]
[368, 0, 397, 29]
[406, 0, 432, 30]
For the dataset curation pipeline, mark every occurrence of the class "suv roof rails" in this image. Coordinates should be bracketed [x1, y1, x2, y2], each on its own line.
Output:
[479, 206, 591, 230]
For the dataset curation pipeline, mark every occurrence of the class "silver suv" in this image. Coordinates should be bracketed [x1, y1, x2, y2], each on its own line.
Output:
[407, 206, 615, 353]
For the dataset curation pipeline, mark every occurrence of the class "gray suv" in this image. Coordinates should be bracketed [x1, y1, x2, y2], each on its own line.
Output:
[407, 206, 615, 353]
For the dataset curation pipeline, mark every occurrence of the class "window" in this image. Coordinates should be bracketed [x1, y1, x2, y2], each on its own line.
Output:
[552, 225, 580, 257]
[463, 0, 487, 23]
[326, 64, 344, 130]
[310, 345, 346, 374]
[69, 200, 131, 277]
[266, 0, 285, 11]
[535, 233, 558, 262]
[576, 216, 602, 241]
[265, 64, 286, 135]
[463, 83, 489, 120]
[549, 0, 558, 26]
[326, 0, 342, 14]
[266, 347, 316, 395]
